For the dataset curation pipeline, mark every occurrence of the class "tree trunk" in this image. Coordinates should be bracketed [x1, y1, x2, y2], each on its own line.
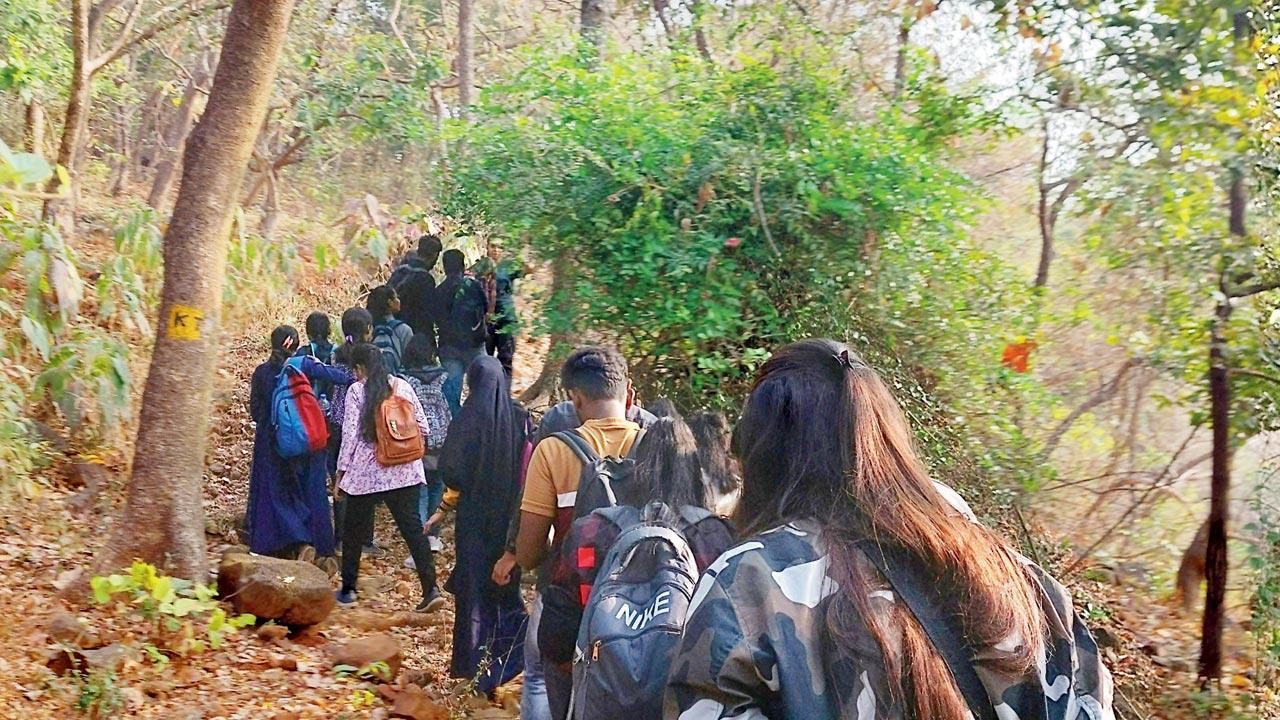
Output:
[149, 54, 213, 210]
[457, 0, 475, 114]
[42, 0, 91, 236]
[1198, 13, 1250, 681]
[691, 0, 712, 61]
[25, 99, 46, 155]
[259, 169, 281, 239]
[100, 0, 297, 581]
[1034, 116, 1054, 289]
[108, 102, 135, 196]
[580, 0, 609, 59]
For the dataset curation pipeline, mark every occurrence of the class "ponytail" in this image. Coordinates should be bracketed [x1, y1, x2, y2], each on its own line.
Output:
[270, 325, 300, 366]
[351, 343, 391, 444]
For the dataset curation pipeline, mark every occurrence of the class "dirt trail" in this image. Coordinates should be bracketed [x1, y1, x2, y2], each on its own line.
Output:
[1, 243, 548, 718]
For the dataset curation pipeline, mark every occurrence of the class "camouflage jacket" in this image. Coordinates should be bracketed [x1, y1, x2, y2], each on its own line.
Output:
[664, 520, 1114, 720]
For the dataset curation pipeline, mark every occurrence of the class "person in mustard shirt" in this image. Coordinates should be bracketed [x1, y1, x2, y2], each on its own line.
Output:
[503, 346, 643, 720]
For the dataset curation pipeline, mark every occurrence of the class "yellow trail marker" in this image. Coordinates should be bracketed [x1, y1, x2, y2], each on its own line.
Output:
[167, 304, 204, 340]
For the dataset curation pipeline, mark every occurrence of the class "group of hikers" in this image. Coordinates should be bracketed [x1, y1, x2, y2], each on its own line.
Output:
[243, 235, 1115, 720]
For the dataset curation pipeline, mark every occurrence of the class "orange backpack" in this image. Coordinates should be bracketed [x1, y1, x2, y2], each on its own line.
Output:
[375, 383, 425, 466]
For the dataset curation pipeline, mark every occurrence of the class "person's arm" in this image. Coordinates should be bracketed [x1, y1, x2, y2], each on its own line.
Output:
[515, 511, 553, 571]
[439, 422, 473, 493]
[513, 441, 558, 570]
[395, 323, 414, 357]
[301, 355, 354, 385]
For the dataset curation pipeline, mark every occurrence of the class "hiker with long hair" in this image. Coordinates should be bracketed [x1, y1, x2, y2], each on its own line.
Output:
[335, 344, 443, 612]
[246, 325, 352, 572]
[665, 339, 1113, 720]
[538, 416, 733, 670]
[440, 355, 531, 693]
[686, 410, 741, 517]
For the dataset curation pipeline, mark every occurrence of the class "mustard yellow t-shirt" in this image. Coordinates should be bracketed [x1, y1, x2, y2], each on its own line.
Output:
[520, 417, 641, 526]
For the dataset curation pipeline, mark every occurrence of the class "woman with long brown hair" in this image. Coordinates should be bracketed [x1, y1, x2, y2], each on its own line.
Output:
[664, 339, 1112, 720]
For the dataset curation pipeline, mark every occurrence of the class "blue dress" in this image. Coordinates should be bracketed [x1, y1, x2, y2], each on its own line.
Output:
[246, 355, 352, 557]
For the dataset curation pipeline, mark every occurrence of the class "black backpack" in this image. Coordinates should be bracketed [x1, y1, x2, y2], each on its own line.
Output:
[552, 428, 647, 517]
[570, 504, 704, 720]
[441, 276, 489, 349]
[372, 319, 406, 374]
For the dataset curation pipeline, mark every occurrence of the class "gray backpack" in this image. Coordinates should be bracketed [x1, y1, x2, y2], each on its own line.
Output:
[570, 507, 701, 720]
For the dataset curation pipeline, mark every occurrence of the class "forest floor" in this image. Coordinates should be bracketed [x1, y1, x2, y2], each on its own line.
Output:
[0, 196, 1272, 719]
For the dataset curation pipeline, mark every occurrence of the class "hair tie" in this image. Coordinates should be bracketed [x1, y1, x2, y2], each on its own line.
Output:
[833, 349, 856, 371]
[345, 334, 354, 344]
[283, 335, 297, 351]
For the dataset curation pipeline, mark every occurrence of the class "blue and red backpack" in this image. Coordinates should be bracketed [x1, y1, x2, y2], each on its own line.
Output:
[271, 357, 330, 458]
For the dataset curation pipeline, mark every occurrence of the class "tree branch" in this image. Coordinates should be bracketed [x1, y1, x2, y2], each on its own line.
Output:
[1228, 278, 1280, 298]
[753, 167, 781, 257]
[89, 0, 229, 76]
[1039, 358, 1142, 461]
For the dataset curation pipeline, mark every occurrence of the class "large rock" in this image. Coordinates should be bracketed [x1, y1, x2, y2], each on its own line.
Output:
[217, 553, 335, 626]
[329, 633, 401, 681]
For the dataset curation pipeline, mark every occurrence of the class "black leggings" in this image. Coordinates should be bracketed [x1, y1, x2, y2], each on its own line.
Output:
[340, 484, 436, 595]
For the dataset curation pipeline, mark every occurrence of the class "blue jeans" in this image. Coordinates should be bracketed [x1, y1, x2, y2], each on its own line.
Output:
[441, 346, 485, 416]
[418, 472, 444, 535]
[522, 595, 552, 720]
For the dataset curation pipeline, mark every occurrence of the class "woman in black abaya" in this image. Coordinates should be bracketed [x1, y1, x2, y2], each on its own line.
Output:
[440, 355, 530, 693]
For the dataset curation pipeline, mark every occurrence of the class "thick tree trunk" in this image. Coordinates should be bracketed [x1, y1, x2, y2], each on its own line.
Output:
[25, 100, 47, 155]
[457, 0, 474, 113]
[149, 54, 213, 210]
[42, 0, 91, 235]
[100, 0, 297, 580]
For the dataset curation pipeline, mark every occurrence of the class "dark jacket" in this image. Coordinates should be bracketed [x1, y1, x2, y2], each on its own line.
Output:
[435, 272, 489, 353]
[389, 256, 437, 340]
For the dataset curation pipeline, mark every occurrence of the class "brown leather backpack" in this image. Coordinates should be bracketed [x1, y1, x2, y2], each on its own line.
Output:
[375, 383, 425, 466]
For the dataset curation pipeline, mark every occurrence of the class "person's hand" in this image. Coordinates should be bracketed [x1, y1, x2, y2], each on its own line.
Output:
[423, 510, 444, 534]
[491, 551, 518, 586]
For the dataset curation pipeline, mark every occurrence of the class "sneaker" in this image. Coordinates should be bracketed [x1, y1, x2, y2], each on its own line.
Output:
[295, 545, 316, 564]
[363, 543, 387, 558]
[316, 555, 339, 577]
[335, 588, 358, 606]
[428, 536, 444, 553]
[414, 589, 445, 613]
[403, 555, 417, 571]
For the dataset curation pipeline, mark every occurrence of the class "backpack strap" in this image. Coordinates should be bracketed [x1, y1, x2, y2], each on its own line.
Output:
[623, 427, 647, 460]
[552, 429, 600, 466]
[675, 505, 714, 528]
[854, 540, 997, 720]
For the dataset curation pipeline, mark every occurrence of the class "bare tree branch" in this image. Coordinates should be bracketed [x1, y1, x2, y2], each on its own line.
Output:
[89, 0, 229, 76]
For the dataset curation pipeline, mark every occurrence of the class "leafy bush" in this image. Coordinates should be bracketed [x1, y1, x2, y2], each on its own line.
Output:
[448, 42, 1048, 495]
[91, 561, 255, 657]
[96, 208, 162, 335]
[225, 209, 299, 306]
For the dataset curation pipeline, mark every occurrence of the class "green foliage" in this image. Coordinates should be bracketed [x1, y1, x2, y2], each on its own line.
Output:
[1247, 494, 1280, 686]
[0, 355, 45, 496]
[333, 660, 392, 682]
[91, 561, 255, 656]
[70, 668, 123, 718]
[449, 42, 1045, 491]
[342, 227, 392, 275]
[226, 210, 299, 305]
[96, 209, 162, 335]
